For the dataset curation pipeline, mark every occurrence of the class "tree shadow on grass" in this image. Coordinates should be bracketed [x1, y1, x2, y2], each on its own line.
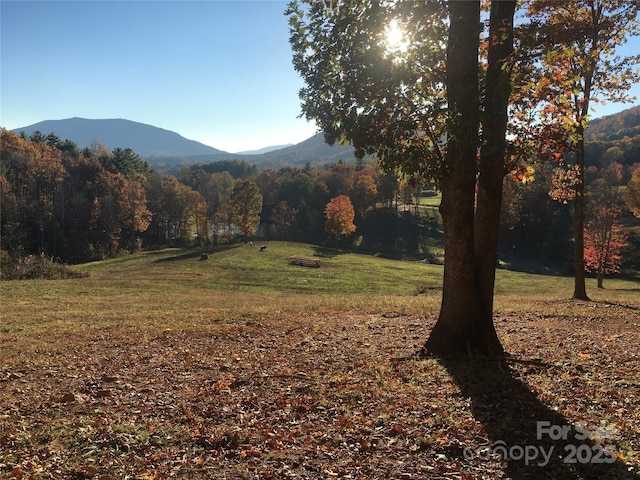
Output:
[312, 246, 350, 258]
[153, 244, 241, 263]
[437, 356, 639, 479]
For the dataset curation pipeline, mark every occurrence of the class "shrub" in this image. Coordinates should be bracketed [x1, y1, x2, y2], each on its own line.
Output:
[0, 251, 88, 280]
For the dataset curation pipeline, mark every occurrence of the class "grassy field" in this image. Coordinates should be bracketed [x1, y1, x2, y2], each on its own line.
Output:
[1, 242, 639, 479]
[1, 241, 636, 342]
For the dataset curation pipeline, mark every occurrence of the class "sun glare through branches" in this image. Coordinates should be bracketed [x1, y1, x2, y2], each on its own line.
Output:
[384, 18, 409, 56]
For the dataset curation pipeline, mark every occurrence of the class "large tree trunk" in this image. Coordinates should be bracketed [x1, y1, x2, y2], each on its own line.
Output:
[425, 0, 495, 356]
[424, 0, 515, 357]
[573, 125, 590, 300]
[474, 0, 516, 340]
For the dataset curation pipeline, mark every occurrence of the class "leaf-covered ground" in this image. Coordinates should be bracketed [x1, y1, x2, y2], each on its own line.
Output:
[1, 301, 639, 479]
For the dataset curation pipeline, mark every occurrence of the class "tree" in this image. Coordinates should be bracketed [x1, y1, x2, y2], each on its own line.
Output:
[229, 180, 263, 238]
[350, 170, 379, 216]
[200, 159, 259, 179]
[0, 129, 65, 255]
[89, 171, 151, 257]
[28, 130, 47, 143]
[58, 154, 103, 262]
[0, 174, 19, 252]
[177, 168, 238, 244]
[271, 201, 298, 239]
[500, 164, 573, 265]
[517, 0, 640, 300]
[109, 147, 151, 177]
[378, 171, 399, 209]
[83, 141, 111, 164]
[204, 171, 235, 240]
[275, 166, 330, 238]
[324, 195, 356, 240]
[288, 0, 516, 356]
[59, 139, 81, 160]
[119, 175, 152, 252]
[626, 166, 640, 217]
[149, 175, 204, 245]
[323, 162, 356, 198]
[45, 133, 61, 148]
[584, 179, 628, 288]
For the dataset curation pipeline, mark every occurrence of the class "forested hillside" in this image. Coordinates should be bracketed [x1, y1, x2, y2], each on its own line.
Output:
[1, 129, 430, 273]
[587, 105, 640, 142]
[249, 133, 370, 168]
[504, 105, 640, 274]
[585, 105, 640, 170]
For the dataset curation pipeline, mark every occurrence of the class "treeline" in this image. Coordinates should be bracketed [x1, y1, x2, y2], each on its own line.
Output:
[2, 126, 639, 273]
[502, 106, 640, 271]
[0, 129, 398, 265]
[586, 105, 640, 143]
[1, 129, 154, 263]
[501, 157, 640, 272]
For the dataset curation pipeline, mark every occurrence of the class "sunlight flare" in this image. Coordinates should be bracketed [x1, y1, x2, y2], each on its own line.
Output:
[384, 18, 409, 55]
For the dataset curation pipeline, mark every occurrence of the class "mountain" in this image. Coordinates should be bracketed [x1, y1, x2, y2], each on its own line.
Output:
[256, 106, 640, 168]
[583, 105, 640, 170]
[11, 107, 640, 171]
[235, 144, 293, 155]
[11, 117, 228, 157]
[9, 117, 368, 168]
[246, 133, 365, 168]
[585, 104, 640, 142]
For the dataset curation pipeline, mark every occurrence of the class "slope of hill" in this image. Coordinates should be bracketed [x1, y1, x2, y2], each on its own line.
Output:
[142, 136, 363, 170]
[583, 105, 640, 168]
[236, 144, 293, 155]
[246, 133, 368, 168]
[586, 105, 640, 142]
[3, 242, 639, 479]
[11, 117, 229, 157]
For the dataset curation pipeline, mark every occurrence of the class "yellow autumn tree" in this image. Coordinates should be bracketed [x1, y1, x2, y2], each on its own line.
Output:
[324, 195, 356, 240]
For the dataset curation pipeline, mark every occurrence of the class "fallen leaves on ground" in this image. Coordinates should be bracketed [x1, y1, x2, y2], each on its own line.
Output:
[1, 302, 639, 479]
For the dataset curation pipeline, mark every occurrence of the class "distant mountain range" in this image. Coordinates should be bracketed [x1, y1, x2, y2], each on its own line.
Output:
[236, 144, 294, 155]
[24, 106, 638, 169]
[12, 118, 228, 158]
[10, 117, 361, 168]
[252, 133, 368, 168]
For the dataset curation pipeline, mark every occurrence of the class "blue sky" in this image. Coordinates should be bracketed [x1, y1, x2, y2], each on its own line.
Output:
[1, 0, 317, 153]
[1, 1, 639, 154]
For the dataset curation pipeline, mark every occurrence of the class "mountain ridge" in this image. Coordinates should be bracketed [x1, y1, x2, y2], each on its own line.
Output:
[236, 144, 294, 155]
[27, 105, 640, 168]
[9, 117, 362, 168]
[11, 117, 229, 158]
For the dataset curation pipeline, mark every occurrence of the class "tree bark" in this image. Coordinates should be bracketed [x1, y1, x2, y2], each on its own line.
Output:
[475, 0, 516, 342]
[424, 0, 515, 357]
[425, 0, 495, 356]
[573, 124, 591, 300]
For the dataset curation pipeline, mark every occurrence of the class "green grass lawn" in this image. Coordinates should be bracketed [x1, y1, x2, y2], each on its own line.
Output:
[1, 241, 637, 340]
[78, 241, 445, 297]
[4, 240, 638, 310]
[88, 240, 636, 298]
